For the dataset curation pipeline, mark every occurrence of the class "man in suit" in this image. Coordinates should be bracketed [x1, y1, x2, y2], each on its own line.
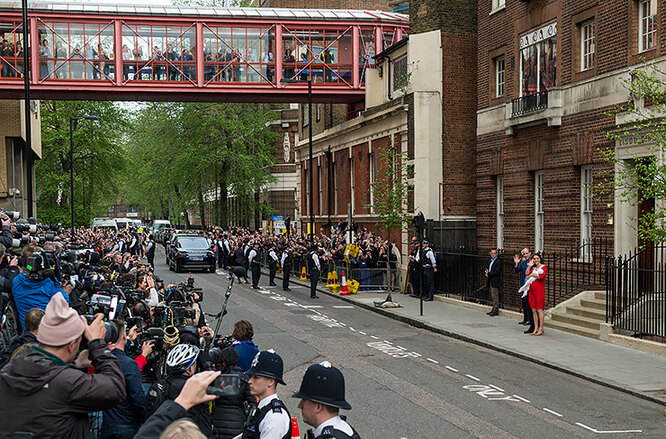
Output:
[485, 249, 502, 316]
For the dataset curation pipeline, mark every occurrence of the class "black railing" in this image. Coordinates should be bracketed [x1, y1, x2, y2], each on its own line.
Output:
[435, 238, 611, 310]
[511, 91, 549, 116]
[606, 244, 666, 338]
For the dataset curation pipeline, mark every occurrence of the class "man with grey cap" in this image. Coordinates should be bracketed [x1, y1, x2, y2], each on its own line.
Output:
[293, 361, 360, 439]
[0, 293, 126, 438]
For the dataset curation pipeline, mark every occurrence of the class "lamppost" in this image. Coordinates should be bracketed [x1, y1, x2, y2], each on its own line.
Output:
[69, 115, 99, 232]
[281, 77, 313, 243]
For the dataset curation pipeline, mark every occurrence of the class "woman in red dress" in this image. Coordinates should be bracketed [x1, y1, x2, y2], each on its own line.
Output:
[527, 253, 547, 336]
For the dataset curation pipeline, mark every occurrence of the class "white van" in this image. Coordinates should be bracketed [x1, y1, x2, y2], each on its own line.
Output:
[91, 217, 118, 231]
[153, 219, 172, 231]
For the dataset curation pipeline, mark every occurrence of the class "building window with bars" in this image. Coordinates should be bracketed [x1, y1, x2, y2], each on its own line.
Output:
[581, 20, 595, 71]
[495, 56, 505, 97]
[496, 175, 504, 250]
[581, 166, 593, 251]
[392, 56, 408, 94]
[303, 104, 309, 127]
[535, 171, 544, 252]
[639, 0, 657, 53]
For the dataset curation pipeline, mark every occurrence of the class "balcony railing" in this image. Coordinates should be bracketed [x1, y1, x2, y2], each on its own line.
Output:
[511, 91, 549, 117]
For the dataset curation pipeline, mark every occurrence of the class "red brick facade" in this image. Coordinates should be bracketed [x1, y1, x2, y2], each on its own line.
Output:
[476, 0, 665, 254]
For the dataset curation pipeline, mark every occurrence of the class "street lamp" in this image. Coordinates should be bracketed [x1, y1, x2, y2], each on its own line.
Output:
[69, 115, 99, 232]
[281, 77, 313, 243]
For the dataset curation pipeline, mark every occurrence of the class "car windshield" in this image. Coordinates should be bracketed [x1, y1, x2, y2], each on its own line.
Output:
[178, 237, 209, 249]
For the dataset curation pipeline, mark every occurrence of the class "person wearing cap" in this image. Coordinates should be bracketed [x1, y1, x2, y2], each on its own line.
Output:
[293, 362, 360, 439]
[267, 242, 279, 287]
[0, 294, 126, 438]
[248, 241, 262, 290]
[243, 349, 292, 439]
[308, 246, 321, 299]
[416, 239, 437, 302]
[0, 212, 16, 249]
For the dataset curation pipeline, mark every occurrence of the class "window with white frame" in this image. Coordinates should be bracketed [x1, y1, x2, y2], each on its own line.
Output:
[535, 171, 544, 252]
[495, 56, 505, 97]
[581, 166, 593, 249]
[303, 105, 309, 127]
[497, 175, 504, 250]
[581, 20, 595, 70]
[350, 158, 355, 213]
[369, 152, 375, 213]
[639, 0, 657, 52]
[519, 22, 557, 96]
[492, 0, 506, 10]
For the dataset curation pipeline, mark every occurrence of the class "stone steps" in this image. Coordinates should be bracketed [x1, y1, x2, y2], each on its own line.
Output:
[545, 290, 607, 339]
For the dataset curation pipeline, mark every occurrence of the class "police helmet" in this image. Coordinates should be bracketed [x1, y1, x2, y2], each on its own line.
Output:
[166, 343, 200, 374]
[292, 361, 351, 410]
[247, 349, 286, 385]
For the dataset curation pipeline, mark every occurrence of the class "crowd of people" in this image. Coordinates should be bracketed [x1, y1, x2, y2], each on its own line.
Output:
[0, 217, 362, 439]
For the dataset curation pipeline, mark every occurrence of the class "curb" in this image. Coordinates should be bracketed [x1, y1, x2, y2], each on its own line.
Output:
[270, 271, 666, 407]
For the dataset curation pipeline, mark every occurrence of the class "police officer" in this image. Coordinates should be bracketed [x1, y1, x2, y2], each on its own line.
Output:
[280, 244, 293, 292]
[308, 246, 320, 299]
[144, 234, 156, 268]
[418, 239, 437, 301]
[243, 350, 292, 439]
[248, 241, 262, 290]
[293, 362, 360, 439]
[267, 243, 279, 286]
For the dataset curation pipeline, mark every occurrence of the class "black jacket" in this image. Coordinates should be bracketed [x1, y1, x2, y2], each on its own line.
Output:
[487, 257, 502, 288]
[0, 339, 126, 439]
[167, 374, 213, 437]
[134, 400, 189, 439]
[212, 368, 254, 439]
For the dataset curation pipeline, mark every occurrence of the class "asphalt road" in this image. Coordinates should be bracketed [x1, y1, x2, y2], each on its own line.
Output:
[154, 248, 666, 438]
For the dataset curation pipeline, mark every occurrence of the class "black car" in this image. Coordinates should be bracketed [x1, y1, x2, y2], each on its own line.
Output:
[167, 234, 215, 273]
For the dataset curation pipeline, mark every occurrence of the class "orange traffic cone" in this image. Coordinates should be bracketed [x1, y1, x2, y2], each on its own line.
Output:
[291, 417, 300, 439]
[340, 270, 350, 296]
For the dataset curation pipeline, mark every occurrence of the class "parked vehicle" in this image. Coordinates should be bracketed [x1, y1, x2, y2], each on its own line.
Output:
[91, 217, 118, 231]
[166, 233, 215, 273]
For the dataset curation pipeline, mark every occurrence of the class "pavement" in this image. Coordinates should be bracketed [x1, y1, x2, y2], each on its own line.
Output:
[282, 275, 666, 406]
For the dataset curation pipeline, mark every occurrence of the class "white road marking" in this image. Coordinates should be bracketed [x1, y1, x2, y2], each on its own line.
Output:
[301, 305, 323, 309]
[542, 408, 563, 417]
[410, 352, 422, 357]
[367, 341, 420, 358]
[369, 335, 378, 339]
[259, 291, 273, 295]
[333, 305, 354, 309]
[465, 374, 480, 381]
[426, 358, 439, 364]
[445, 366, 459, 372]
[383, 340, 393, 344]
[396, 345, 406, 350]
[512, 395, 530, 403]
[463, 385, 520, 402]
[575, 423, 642, 434]
[349, 327, 356, 331]
[489, 384, 505, 392]
[358, 331, 367, 335]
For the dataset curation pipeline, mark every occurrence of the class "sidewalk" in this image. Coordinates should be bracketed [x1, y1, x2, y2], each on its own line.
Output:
[282, 273, 666, 405]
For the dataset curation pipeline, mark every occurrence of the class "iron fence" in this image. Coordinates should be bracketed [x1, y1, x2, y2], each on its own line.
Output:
[511, 90, 549, 116]
[606, 244, 666, 338]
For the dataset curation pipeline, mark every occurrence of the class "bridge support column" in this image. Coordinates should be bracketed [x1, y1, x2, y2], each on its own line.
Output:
[29, 17, 39, 84]
[375, 26, 383, 57]
[114, 20, 122, 86]
[352, 26, 359, 89]
[196, 22, 204, 87]
[275, 25, 282, 87]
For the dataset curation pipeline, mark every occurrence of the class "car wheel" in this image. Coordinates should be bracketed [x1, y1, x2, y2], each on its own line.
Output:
[209, 265, 216, 273]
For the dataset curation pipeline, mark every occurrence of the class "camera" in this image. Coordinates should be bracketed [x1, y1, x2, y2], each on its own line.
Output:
[87, 293, 126, 321]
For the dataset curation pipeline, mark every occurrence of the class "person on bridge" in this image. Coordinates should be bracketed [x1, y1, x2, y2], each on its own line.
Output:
[244, 349, 291, 439]
[248, 241, 262, 290]
[293, 362, 360, 439]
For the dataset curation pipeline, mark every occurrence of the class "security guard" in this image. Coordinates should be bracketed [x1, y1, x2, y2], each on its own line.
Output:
[418, 239, 437, 301]
[243, 350, 292, 439]
[248, 241, 262, 290]
[267, 243, 279, 286]
[293, 362, 360, 439]
[308, 246, 320, 299]
[281, 245, 293, 292]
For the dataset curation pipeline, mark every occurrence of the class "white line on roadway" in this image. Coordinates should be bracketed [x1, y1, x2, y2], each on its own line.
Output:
[349, 327, 356, 331]
[301, 305, 323, 309]
[411, 352, 422, 357]
[426, 358, 439, 364]
[383, 340, 393, 344]
[575, 422, 642, 434]
[489, 384, 505, 392]
[369, 335, 378, 339]
[333, 305, 354, 309]
[445, 366, 459, 372]
[542, 408, 563, 417]
[465, 374, 480, 381]
[396, 345, 406, 350]
[512, 395, 530, 403]
[358, 331, 366, 335]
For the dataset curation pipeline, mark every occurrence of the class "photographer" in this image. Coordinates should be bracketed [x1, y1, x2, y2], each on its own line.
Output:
[0, 294, 126, 438]
[12, 246, 73, 332]
[101, 319, 146, 439]
[0, 213, 16, 249]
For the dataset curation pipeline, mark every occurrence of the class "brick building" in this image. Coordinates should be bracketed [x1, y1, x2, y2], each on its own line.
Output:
[476, 0, 663, 256]
[0, 100, 40, 216]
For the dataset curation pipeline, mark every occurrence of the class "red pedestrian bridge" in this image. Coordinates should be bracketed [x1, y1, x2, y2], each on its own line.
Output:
[0, 1, 408, 103]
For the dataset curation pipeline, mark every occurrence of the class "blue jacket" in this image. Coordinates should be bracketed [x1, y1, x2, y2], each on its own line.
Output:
[102, 348, 145, 429]
[233, 340, 259, 373]
[12, 273, 69, 332]
[515, 259, 530, 287]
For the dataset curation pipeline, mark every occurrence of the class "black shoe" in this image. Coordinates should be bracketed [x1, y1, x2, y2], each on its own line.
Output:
[270, 283, 277, 286]
[486, 310, 494, 315]
[409, 294, 418, 298]
[488, 310, 499, 316]
[311, 295, 319, 299]
[252, 286, 259, 290]
[424, 297, 433, 302]
[518, 321, 527, 325]
[524, 328, 535, 334]
[283, 288, 291, 292]
[522, 321, 532, 326]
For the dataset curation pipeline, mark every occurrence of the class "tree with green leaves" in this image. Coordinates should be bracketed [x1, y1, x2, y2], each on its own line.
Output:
[37, 101, 127, 227]
[602, 61, 666, 243]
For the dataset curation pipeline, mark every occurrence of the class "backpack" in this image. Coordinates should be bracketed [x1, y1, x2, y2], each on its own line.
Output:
[144, 375, 170, 418]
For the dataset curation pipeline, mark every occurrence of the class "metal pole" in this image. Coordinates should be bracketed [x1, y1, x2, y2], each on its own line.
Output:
[69, 118, 75, 232]
[21, 0, 33, 217]
[327, 146, 332, 232]
[308, 78, 313, 243]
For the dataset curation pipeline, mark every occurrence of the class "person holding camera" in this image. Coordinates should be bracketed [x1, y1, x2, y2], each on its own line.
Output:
[12, 246, 73, 332]
[102, 319, 146, 439]
[0, 294, 126, 438]
[0, 212, 17, 249]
